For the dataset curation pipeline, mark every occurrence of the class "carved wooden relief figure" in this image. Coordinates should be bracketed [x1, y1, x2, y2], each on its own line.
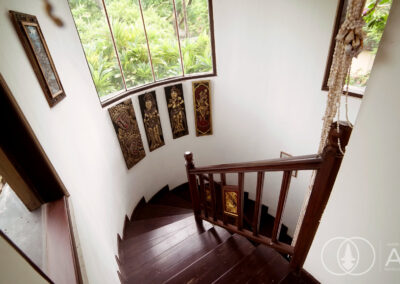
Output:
[192, 80, 212, 136]
[165, 84, 188, 139]
[108, 99, 145, 169]
[223, 187, 238, 217]
[139, 91, 165, 151]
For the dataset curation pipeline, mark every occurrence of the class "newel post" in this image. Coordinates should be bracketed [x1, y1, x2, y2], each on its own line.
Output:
[290, 121, 352, 270]
[184, 152, 201, 216]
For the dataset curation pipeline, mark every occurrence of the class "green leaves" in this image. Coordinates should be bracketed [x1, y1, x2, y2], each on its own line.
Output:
[363, 0, 392, 53]
[69, 0, 213, 97]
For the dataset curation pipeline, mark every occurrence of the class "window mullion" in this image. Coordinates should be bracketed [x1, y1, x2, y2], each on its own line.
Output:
[101, 0, 127, 91]
[138, 0, 156, 82]
[172, 0, 185, 76]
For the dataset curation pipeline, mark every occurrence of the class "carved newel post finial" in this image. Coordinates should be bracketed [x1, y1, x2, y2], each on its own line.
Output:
[184, 151, 194, 168]
[184, 151, 200, 215]
[327, 121, 353, 155]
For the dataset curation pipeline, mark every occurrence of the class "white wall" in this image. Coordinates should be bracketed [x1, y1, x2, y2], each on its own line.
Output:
[0, 0, 363, 283]
[305, 0, 400, 283]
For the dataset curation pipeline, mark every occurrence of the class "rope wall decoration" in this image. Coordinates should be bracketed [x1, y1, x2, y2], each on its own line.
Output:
[292, 0, 371, 245]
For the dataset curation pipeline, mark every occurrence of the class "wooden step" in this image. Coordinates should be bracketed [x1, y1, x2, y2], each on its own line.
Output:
[124, 213, 193, 238]
[171, 183, 192, 203]
[124, 226, 231, 283]
[249, 250, 292, 283]
[150, 191, 193, 209]
[121, 215, 210, 253]
[213, 245, 289, 284]
[131, 204, 192, 221]
[120, 218, 213, 271]
[280, 270, 320, 284]
[165, 234, 255, 284]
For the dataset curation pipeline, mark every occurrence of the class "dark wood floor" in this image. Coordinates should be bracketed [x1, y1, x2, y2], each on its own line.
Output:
[116, 185, 319, 284]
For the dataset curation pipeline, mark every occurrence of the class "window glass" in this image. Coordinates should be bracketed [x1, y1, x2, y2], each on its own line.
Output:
[69, 0, 124, 97]
[176, 0, 213, 74]
[347, 0, 392, 94]
[69, 0, 215, 101]
[104, 0, 154, 88]
[141, 0, 183, 80]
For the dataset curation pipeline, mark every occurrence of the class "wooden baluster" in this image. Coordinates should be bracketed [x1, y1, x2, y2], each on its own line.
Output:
[184, 152, 200, 216]
[252, 171, 265, 236]
[237, 172, 245, 230]
[220, 173, 228, 224]
[290, 121, 352, 270]
[271, 171, 292, 243]
[208, 174, 217, 221]
[199, 174, 208, 218]
[220, 173, 226, 186]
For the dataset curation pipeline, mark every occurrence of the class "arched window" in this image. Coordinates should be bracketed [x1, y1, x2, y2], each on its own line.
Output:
[68, 0, 216, 106]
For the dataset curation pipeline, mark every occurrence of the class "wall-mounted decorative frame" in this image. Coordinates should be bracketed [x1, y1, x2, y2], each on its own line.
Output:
[192, 80, 212, 136]
[139, 91, 165, 152]
[109, 99, 146, 169]
[164, 84, 188, 139]
[280, 151, 298, 178]
[10, 11, 66, 107]
[222, 185, 239, 217]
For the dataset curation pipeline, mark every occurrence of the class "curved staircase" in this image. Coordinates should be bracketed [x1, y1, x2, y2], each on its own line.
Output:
[116, 185, 318, 284]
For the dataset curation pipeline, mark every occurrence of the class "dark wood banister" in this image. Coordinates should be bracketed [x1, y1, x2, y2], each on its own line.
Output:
[190, 154, 323, 174]
[184, 121, 352, 271]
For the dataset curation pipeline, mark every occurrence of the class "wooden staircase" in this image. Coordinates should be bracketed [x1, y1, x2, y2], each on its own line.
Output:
[116, 186, 318, 284]
[117, 122, 352, 283]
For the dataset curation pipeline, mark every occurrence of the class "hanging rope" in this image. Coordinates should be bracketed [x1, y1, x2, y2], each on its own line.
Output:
[318, 0, 366, 153]
[292, 0, 366, 245]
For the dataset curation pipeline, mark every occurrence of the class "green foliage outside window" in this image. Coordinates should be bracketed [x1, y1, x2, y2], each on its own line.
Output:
[348, 0, 392, 90]
[69, 0, 213, 98]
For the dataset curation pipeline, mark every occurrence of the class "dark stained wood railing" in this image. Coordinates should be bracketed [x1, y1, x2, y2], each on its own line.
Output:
[184, 121, 352, 270]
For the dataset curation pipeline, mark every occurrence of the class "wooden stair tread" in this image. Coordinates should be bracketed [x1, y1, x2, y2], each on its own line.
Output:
[248, 254, 292, 283]
[165, 234, 255, 284]
[124, 226, 231, 283]
[124, 213, 193, 238]
[280, 270, 320, 284]
[131, 204, 192, 220]
[171, 183, 192, 203]
[150, 191, 193, 209]
[213, 245, 287, 284]
[120, 218, 213, 271]
[117, 185, 317, 284]
[121, 215, 211, 255]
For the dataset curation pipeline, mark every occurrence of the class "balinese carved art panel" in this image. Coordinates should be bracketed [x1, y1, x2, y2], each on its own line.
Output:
[139, 91, 165, 151]
[192, 80, 212, 136]
[108, 99, 145, 169]
[223, 189, 238, 217]
[165, 84, 188, 139]
[205, 187, 212, 203]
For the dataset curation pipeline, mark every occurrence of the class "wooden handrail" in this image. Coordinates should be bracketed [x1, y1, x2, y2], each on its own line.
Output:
[189, 154, 323, 174]
[184, 121, 352, 271]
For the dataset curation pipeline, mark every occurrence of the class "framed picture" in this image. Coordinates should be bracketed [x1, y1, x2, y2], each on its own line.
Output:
[138, 91, 165, 151]
[280, 151, 298, 178]
[108, 99, 145, 169]
[164, 84, 188, 139]
[10, 11, 65, 107]
[192, 80, 212, 136]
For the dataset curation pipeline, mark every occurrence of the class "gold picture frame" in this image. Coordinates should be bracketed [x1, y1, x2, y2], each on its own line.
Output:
[192, 80, 212, 136]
